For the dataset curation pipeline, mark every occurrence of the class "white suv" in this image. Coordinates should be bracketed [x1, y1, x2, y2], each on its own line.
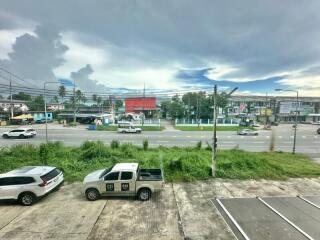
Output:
[2, 128, 37, 139]
[0, 166, 64, 205]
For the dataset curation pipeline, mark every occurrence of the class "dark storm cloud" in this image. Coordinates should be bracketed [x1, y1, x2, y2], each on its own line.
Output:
[70, 64, 109, 92]
[0, 25, 68, 86]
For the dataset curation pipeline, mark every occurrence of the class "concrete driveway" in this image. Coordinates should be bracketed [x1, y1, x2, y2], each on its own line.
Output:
[1, 178, 320, 240]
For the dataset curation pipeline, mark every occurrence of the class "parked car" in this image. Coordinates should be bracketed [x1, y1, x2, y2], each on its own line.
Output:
[317, 128, 320, 134]
[35, 119, 46, 124]
[0, 166, 64, 205]
[117, 122, 142, 133]
[2, 128, 37, 139]
[237, 129, 258, 136]
[83, 163, 164, 201]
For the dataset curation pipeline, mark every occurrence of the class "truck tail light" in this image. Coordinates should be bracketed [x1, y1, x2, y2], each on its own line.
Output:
[38, 178, 48, 187]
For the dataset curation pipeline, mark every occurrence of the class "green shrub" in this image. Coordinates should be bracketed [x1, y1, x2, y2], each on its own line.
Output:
[39, 144, 50, 164]
[195, 141, 202, 150]
[166, 152, 211, 181]
[120, 143, 136, 158]
[143, 139, 149, 150]
[110, 140, 120, 149]
[205, 141, 212, 151]
[80, 141, 111, 160]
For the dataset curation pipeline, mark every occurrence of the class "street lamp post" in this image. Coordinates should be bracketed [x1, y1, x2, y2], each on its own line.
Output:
[73, 79, 76, 125]
[44, 82, 59, 143]
[212, 86, 238, 177]
[275, 89, 299, 154]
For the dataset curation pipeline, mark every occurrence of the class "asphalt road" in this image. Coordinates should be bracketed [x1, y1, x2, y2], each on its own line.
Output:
[0, 124, 319, 159]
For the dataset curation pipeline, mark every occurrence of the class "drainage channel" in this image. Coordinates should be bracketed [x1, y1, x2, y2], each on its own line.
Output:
[211, 196, 320, 240]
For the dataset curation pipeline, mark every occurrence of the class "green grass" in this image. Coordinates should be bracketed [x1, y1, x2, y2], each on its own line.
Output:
[141, 126, 164, 131]
[175, 126, 255, 131]
[96, 125, 164, 131]
[96, 125, 118, 131]
[1, 142, 320, 182]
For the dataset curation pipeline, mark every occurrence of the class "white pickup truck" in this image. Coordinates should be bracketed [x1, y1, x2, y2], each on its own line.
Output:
[83, 163, 164, 201]
[117, 122, 142, 133]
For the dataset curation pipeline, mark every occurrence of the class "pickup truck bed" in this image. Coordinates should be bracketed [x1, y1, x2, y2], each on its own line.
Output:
[137, 168, 163, 181]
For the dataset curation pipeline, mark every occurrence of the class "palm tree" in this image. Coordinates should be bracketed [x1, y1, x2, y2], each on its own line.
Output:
[58, 86, 66, 104]
[92, 94, 98, 106]
[53, 96, 59, 103]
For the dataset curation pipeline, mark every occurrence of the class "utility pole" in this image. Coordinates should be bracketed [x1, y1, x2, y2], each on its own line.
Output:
[265, 92, 268, 128]
[212, 84, 217, 177]
[142, 82, 145, 126]
[44, 83, 48, 143]
[197, 94, 199, 126]
[9, 78, 13, 118]
[275, 88, 299, 154]
[212, 86, 238, 177]
[293, 91, 299, 154]
[188, 94, 191, 123]
[73, 79, 76, 125]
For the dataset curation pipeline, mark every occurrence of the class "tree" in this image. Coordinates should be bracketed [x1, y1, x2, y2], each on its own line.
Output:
[115, 100, 123, 111]
[92, 94, 98, 105]
[58, 86, 66, 103]
[96, 96, 102, 106]
[10, 92, 32, 101]
[52, 96, 59, 103]
[28, 96, 45, 111]
[159, 91, 231, 120]
[160, 100, 171, 118]
[168, 95, 184, 119]
[102, 99, 111, 110]
[75, 90, 86, 104]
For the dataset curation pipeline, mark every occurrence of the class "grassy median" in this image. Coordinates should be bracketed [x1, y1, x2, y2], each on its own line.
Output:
[175, 126, 255, 131]
[0, 141, 320, 182]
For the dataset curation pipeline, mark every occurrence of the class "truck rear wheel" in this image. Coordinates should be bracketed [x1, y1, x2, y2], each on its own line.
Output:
[138, 188, 151, 201]
[86, 188, 100, 201]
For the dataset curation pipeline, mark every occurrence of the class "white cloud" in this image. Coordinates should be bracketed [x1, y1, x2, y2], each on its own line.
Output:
[54, 31, 180, 90]
[53, 32, 110, 78]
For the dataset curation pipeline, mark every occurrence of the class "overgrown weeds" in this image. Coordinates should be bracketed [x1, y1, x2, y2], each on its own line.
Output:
[1, 142, 320, 182]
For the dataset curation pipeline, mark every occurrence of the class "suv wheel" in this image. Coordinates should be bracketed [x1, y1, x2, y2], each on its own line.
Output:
[317, 128, 320, 134]
[2, 134, 8, 139]
[86, 188, 100, 201]
[19, 134, 25, 139]
[138, 188, 151, 201]
[19, 192, 36, 206]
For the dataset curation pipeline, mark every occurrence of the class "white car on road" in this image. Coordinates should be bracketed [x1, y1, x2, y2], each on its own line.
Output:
[237, 129, 259, 136]
[2, 128, 37, 139]
[83, 163, 164, 201]
[0, 166, 64, 205]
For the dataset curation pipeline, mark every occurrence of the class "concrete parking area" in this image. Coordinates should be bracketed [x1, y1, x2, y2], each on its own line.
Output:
[212, 196, 320, 240]
[0, 178, 320, 240]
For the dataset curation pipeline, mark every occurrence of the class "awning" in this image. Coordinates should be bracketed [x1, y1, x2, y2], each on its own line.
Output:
[11, 114, 33, 120]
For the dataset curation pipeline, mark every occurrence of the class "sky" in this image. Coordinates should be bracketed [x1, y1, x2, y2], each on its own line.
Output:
[0, 0, 320, 96]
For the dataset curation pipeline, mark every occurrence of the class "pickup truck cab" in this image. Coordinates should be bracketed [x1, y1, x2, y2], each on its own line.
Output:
[117, 122, 142, 133]
[83, 163, 164, 201]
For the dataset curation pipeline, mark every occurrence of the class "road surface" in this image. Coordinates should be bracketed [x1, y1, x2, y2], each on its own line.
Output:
[0, 124, 319, 160]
